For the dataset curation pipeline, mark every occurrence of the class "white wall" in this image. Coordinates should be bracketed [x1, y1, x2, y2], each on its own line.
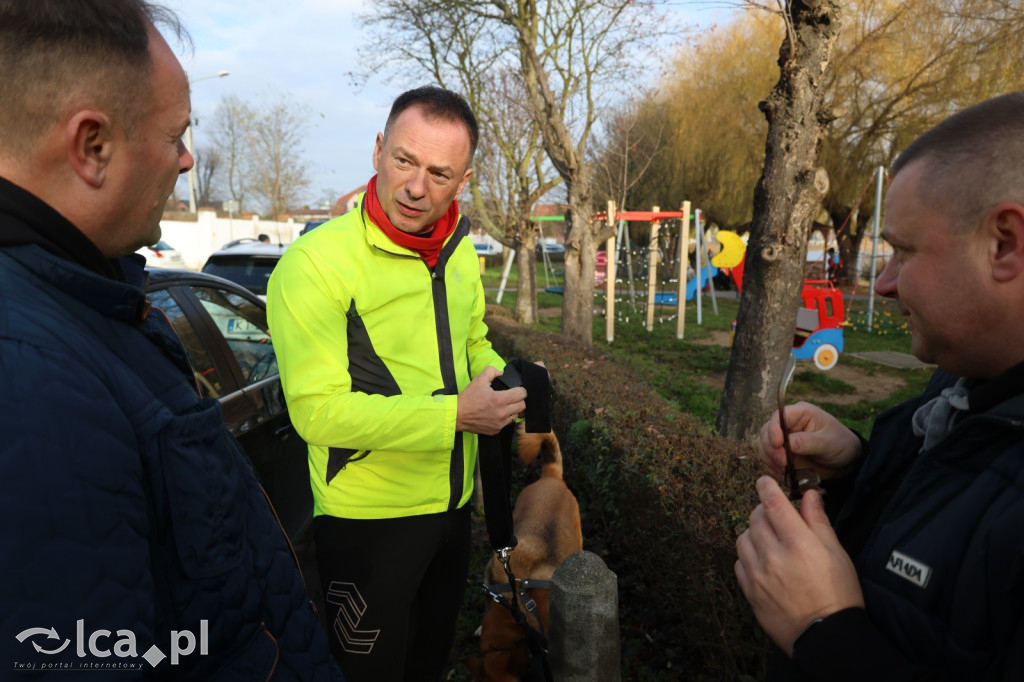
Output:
[159, 210, 302, 269]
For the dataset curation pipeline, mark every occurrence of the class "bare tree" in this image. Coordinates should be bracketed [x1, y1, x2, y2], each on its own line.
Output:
[464, 70, 562, 324]
[363, 0, 674, 346]
[247, 95, 313, 219]
[194, 145, 221, 208]
[590, 95, 666, 219]
[209, 95, 255, 214]
[361, 6, 561, 324]
[716, 0, 842, 440]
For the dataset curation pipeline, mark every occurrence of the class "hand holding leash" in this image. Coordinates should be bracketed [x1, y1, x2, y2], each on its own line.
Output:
[456, 366, 527, 435]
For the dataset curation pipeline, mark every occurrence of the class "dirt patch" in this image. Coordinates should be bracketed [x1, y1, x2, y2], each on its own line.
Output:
[692, 331, 907, 405]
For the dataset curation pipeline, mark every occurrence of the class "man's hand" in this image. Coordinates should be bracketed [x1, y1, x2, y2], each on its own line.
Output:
[456, 366, 527, 435]
[754, 401, 863, 481]
[734, 477, 865, 656]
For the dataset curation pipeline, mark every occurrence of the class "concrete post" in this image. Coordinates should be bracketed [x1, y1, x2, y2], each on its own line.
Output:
[549, 551, 620, 681]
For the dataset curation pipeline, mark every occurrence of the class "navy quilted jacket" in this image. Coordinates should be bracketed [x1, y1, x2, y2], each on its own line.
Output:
[0, 184, 343, 679]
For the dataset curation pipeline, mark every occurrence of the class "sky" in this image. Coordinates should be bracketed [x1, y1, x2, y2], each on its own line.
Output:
[167, 0, 736, 210]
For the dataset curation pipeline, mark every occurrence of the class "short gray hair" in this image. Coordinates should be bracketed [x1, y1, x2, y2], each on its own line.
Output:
[0, 0, 188, 155]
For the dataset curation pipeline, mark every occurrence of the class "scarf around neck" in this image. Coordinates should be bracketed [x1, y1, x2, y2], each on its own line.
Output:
[364, 174, 459, 268]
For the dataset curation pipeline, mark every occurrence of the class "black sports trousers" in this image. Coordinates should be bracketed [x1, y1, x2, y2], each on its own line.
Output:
[314, 505, 472, 682]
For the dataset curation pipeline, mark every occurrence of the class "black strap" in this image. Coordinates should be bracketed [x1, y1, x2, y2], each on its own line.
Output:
[477, 358, 552, 551]
[477, 359, 554, 682]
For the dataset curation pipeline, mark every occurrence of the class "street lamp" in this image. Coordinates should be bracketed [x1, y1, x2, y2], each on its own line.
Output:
[186, 70, 230, 213]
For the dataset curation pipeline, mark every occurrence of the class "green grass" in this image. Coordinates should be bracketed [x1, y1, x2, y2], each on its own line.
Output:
[484, 274, 934, 438]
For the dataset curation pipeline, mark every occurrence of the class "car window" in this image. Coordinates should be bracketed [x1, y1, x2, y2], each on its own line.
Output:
[192, 286, 278, 385]
[148, 289, 226, 398]
[202, 257, 277, 295]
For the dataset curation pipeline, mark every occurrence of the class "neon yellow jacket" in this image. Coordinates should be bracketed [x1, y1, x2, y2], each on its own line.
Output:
[267, 195, 504, 519]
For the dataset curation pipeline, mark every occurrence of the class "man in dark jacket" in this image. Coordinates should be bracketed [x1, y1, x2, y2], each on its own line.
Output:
[735, 92, 1024, 681]
[0, 2, 342, 678]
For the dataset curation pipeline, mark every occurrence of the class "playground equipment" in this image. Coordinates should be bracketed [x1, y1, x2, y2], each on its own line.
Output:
[792, 280, 845, 370]
[729, 255, 846, 371]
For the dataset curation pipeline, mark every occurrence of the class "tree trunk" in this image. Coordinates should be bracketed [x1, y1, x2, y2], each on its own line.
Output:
[515, 225, 540, 324]
[716, 0, 842, 441]
[561, 181, 596, 346]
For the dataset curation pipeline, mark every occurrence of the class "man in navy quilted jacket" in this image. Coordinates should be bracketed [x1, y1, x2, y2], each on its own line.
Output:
[0, 1, 343, 678]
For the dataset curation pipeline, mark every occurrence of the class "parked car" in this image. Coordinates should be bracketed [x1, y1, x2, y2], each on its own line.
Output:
[145, 269, 311, 543]
[300, 219, 328, 236]
[473, 241, 502, 256]
[137, 240, 186, 269]
[201, 242, 288, 298]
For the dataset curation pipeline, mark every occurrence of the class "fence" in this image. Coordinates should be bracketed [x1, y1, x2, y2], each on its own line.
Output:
[158, 210, 303, 270]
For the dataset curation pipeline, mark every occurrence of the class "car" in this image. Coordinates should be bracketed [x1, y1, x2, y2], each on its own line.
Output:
[473, 241, 502, 256]
[145, 269, 312, 544]
[539, 242, 565, 254]
[137, 240, 186, 269]
[201, 242, 288, 298]
[300, 219, 328, 236]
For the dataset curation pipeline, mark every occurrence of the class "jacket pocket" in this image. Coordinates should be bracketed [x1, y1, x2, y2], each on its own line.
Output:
[159, 398, 248, 579]
[326, 447, 371, 484]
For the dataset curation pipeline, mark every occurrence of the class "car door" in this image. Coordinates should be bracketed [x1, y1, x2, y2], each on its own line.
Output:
[147, 277, 312, 542]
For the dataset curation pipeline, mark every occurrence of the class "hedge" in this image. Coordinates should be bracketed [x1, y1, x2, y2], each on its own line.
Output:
[485, 311, 768, 681]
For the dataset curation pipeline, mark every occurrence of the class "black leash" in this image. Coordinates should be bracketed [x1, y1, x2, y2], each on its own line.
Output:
[477, 358, 554, 682]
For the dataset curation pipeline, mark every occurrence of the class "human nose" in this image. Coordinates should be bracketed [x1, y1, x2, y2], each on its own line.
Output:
[178, 139, 194, 174]
[405, 169, 427, 199]
[874, 256, 898, 299]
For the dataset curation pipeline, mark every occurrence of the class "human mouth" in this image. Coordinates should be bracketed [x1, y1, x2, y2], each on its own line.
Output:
[396, 201, 424, 217]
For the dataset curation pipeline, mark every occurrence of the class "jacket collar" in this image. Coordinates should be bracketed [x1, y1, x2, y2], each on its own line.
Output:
[967, 360, 1024, 416]
[357, 192, 471, 270]
[0, 175, 125, 281]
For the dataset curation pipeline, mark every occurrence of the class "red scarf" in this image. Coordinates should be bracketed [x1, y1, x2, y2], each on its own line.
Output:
[364, 175, 459, 268]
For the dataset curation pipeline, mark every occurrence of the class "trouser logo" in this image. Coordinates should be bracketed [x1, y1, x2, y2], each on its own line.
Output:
[14, 620, 208, 668]
[326, 581, 380, 654]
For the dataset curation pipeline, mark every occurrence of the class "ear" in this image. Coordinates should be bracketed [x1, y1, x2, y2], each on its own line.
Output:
[987, 202, 1024, 283]
[372, 132, 384, 172]
[456, 166, 474, 196]
[65, 110, 114, 188]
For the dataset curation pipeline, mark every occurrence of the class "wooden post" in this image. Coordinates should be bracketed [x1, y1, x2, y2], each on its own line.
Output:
[606, 200, 616, 344]
[645, 206, 660, 332]
[676, 201, 691, 339]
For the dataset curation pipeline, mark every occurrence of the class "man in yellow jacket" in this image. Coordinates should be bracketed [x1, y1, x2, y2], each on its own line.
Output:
[268, 86, 527, 681]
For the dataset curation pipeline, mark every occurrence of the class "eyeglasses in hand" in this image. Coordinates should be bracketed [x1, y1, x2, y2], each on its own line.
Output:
[777, 352, 823, 501]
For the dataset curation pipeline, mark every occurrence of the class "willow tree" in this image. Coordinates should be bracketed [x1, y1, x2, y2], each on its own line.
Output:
[363, 0, 673, 346]
[820, 0, 1024, 284]
[716, 0, 842, 440]
[617, 12, 782, 229]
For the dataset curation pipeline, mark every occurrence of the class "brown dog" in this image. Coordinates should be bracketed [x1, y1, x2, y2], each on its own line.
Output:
[472, 426, 583, 681]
